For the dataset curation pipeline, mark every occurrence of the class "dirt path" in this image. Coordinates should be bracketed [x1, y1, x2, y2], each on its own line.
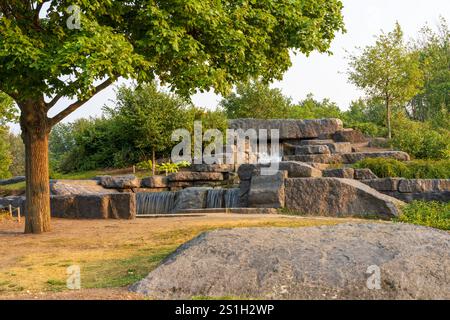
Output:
[0, 214, 369, 300]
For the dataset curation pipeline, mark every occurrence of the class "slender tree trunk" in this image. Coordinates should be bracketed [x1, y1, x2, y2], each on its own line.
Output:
[386, 97, 392, 139]
[152, 149, 156, 176]
[20, 100, 51, 234]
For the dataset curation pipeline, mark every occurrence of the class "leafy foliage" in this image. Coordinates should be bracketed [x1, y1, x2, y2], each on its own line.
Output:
[347, 23, 423, 138]
[396, 201, 450, 230]
[0, 127, 11, 179]
[353, 158, 450, 179]
[409, 18, 450, 124]
[391, 115, 450, 160]
[221, 81, 294, 119]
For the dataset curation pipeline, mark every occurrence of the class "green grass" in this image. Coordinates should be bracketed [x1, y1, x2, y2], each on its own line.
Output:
[396, 201, 450, 230]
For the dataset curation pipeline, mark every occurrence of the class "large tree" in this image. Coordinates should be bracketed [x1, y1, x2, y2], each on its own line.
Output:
[347, 23, 423, 139]
[0, 0, 344, 233]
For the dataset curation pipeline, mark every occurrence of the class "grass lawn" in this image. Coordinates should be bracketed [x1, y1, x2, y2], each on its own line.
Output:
[0, 214, 369, 299]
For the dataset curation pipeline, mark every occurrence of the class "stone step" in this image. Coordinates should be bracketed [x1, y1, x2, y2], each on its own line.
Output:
[295, 145, 331, 155]
[284, 151, 410, 164]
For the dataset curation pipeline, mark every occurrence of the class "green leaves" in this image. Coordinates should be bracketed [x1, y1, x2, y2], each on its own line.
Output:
[0, 0, 344, 104]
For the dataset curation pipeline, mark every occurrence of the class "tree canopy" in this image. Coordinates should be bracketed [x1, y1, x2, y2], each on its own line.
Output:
[347, 23, 423, 138]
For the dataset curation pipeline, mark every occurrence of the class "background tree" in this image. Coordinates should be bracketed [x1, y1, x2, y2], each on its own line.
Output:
[409, 18, 449, 126]
[347, 23, 423, 139]
[221, 81, 294, 119]
[105, 83, 191, 175]
[7, 132, 25, 176]
[0, 0, 344, 233]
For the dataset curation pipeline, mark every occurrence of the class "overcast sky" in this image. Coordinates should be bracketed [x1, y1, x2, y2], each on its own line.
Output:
[10, 0, 450, 132]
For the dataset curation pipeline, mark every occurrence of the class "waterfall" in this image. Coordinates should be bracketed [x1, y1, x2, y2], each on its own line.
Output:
[136, 192, 177, 215]
[224, 188, 240, 208]
[206, 189, 226, 208]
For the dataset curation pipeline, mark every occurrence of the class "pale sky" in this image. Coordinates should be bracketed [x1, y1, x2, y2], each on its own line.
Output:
[10, 0, 450, 132]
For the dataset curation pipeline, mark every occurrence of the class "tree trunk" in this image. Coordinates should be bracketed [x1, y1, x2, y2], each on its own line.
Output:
[20, 100, 51, 234]
[386, 98, 392, 139]
[152, 149, 156, 176]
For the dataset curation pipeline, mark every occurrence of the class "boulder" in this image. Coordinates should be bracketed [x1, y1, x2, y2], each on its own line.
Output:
[333, 128, 367, 143]
[278, 161, 322, 178]
[238, 180, 251, 207]
[0, 196, 25, 215]
[295, 145, 331, 155]
[398, 179, 450, 193]
[99, 175, 141, 189]
[360, 178, 402, 192]
[50, 193, 136, 219]
[299, 139, 335, 146]
[354, 169, 378, 180]
[299, 140, 352, 154]
[173, 187, 210, 212]
[141, 175, 169, 188]
[285, 178, 403, 218]
[248, 171, 287, 208]
[323, 168, 355, 179]
[50, 179, 113, 195]
[168, 172, 224, 182]
[383, 191, 450, 203]
[283, 154, 343, 164]
[238, 162, 321, 179]
[130, 223, 450, 300]
[229, 118, 343, 140]
[342, 151, 410, 164]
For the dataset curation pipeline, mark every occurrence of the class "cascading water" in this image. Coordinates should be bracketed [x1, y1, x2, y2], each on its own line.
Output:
[224, 188, 240, 208]
[206, 188, 240, 209]
[136, 192, 177, 215]
[206, 189, 225, 208]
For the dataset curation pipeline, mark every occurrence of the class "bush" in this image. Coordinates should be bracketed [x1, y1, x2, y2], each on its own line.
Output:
[391, 116, 450, 160]
[396, 201, 450, 230]
[353, 158, 450, 179]
[344, 121, 387, 137]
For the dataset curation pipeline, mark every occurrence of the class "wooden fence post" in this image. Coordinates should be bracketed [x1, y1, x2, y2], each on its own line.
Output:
[17, 207, 21, 223]
[8, 204, 12, 219]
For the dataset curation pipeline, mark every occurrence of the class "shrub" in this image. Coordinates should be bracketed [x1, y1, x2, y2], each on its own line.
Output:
[396, 201, 450, 230]
[345, 121, 387, 137]
[391, 116, 450, 160]
[353, 158, 450, 179]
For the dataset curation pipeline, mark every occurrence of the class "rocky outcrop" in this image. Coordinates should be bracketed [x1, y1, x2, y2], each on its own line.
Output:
[361, 178, 450, 203]
[238, 162, 321, 180]
[284, 151, 410, 164]
[229, 118, 343, 140]
[284, 178, 403, 218]
[51, 193, 136, 219]
[131, 223, 450, 300]
[168, 172, 224, 182]
[342, 151, 410, 163]
[354, 169, 378, 180]
[50, 180, 113, 195]
[140, 176, 169, 188]
[99, 175, 141, 189]
[248, 171, 287, 208]
[333, 128, 367, 143]
[323, 168, 355, 179]
[173, 187, 209, 212]
[295, 145, 331, 155]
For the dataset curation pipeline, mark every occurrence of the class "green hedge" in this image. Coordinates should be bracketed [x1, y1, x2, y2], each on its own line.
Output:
[353, 158, 450, 179]
[396, 201, 450, 230]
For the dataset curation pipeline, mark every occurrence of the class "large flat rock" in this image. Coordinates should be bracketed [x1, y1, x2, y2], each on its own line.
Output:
[50, 179, 114, 195]
[229, 118, 343, 140]
[285, 178, 403, 218]
[130, 223, 450, 300]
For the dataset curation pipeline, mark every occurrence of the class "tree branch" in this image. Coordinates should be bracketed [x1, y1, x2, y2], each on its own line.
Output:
[49, 78, 114, 126]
